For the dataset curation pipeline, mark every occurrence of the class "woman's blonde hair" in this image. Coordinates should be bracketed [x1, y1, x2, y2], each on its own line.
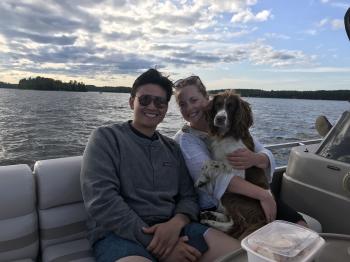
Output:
[174, 76, 208, 101]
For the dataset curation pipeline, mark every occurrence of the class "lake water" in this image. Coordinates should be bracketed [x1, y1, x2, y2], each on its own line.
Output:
[0, 88, 349, 167]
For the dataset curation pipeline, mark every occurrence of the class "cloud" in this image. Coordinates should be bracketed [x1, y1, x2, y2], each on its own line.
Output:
[331, 19, 343, 30]
[231, 9, 272, 23]
[264, 33, 290, 40]
[320, 0, 349, 9]
[267, 67, 350, 73]
[317, 18, 329, 27]
[248, 42, 313, 67]
[1, 0, 315, 84]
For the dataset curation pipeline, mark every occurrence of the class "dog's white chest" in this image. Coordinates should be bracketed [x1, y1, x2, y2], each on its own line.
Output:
[210, 137, 246, 163]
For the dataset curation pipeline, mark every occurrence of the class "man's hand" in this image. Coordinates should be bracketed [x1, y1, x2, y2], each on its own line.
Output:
[161, 236, 202, 262]
[143, 214, 189, 258]
[259, 190, 277, 223]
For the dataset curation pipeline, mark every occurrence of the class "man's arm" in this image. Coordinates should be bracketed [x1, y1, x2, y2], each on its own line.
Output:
[80, 127, 152, 247]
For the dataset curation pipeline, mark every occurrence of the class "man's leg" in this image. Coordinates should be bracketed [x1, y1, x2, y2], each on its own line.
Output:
[178, 223, 241, 262]
[93, 232, 156, 262]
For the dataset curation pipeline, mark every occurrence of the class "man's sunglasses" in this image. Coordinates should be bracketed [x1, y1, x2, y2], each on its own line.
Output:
[135, 95, 168, 109]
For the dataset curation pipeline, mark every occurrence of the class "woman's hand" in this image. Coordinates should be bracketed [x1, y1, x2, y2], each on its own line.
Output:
[226, 149, 269, 169]
[161, 236, 202, 262]
[226, 148, 256, 169]
[143, 214, 188, 259]
[258, 190, 277, 223]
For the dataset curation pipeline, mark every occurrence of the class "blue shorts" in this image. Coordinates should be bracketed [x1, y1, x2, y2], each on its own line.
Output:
[93, 222, 209, 262]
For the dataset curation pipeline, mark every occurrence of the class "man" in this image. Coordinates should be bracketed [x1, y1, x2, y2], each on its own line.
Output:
[81, 69, 239, 262]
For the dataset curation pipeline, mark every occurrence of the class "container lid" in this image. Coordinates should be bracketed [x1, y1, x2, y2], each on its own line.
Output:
[243, 220, 320, 258]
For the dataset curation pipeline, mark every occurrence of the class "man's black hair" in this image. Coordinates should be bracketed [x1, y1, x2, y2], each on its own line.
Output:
[131, 69, 173, 101]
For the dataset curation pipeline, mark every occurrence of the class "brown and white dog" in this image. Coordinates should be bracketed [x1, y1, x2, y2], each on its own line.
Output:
[197, 90, 269, 239]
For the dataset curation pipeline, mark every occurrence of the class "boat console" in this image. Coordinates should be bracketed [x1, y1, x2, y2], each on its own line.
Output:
[217, 112, 350, 261]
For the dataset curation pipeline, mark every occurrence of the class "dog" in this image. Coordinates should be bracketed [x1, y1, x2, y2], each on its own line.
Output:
[196, 90, 269, 239]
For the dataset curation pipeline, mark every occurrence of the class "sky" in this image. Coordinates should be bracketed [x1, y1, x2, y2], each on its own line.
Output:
[0, 0, 349, 91]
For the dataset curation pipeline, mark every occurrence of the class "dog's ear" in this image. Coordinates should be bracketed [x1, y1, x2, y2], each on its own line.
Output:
[240, 99, 254, 129]
[229, 96, 253, 140]
[207, 96, 218, 135]
[204, 98, 213, 112]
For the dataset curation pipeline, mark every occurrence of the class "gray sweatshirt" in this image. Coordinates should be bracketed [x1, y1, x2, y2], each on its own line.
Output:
[81, 122, 199, 247]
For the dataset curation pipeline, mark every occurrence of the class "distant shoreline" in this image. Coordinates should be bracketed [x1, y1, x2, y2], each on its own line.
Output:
[1, 78, 350, 101]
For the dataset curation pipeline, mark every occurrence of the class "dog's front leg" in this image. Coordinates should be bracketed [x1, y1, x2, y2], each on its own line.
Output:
[195, 160, 234, 195]
[201, 160, 233, 179]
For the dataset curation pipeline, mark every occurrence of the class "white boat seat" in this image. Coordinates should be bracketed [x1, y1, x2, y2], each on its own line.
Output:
[0, 164, 39, 261]
[34, 156, 95, 262]
[42, 239, 94, 262]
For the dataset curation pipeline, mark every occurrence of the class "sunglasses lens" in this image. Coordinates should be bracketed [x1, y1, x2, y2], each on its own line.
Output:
[138, 95, 152, 106]
[137, 95, 167, 109]
[154, 97, 167, 108]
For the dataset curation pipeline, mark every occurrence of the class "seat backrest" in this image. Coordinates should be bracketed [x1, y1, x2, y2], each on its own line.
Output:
[34, 156, 88, 250]
[0, 164, 38, 261]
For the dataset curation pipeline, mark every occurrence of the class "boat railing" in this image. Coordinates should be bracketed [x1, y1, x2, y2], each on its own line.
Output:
[265, 138, 322, 172]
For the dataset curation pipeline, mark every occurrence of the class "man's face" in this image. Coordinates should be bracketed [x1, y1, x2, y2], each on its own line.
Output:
[129, 84, 168, 135]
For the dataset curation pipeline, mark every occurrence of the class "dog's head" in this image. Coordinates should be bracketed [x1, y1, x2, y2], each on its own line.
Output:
[207, 90, 253, 139]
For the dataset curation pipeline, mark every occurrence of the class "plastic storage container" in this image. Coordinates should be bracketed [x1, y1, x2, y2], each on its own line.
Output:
[241, 220, 325, 262]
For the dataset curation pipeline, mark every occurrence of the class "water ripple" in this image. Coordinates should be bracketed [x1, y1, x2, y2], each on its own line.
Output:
[0, 89, 348, 167]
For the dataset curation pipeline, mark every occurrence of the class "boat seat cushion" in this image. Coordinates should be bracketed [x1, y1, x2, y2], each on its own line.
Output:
[34, 156, 93, 257]
[42, 238, 95, 262]
[38, 202, 88, 249]
[0, 164, 39, 261]
[35, 156, 83, 210]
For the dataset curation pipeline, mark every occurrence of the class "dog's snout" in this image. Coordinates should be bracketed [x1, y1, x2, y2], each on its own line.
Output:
[216, 115, 226, 123]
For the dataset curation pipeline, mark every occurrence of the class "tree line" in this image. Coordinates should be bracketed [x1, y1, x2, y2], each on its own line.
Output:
[1, 77, 349, 101]
[210, 89, 350, 101]
[0, 77, 130, 93]
[17, 76, 88, 92]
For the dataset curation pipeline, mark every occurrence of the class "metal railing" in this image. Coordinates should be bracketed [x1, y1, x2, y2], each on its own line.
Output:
[265, 139, 322, 150]
[265, 138, 323, 172]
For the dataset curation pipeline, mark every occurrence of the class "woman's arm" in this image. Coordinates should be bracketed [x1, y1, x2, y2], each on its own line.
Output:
[225, 136, 277, 221]
[226, 175, 277, 222]
[253, 137, 276, 182]
[226, 137, 275, 182]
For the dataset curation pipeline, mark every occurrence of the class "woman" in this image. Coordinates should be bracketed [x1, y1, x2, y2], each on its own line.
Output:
[173, 75, 307, 227]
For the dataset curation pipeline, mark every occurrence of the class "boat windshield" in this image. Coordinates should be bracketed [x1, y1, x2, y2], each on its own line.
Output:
[316, 111, 350, 164]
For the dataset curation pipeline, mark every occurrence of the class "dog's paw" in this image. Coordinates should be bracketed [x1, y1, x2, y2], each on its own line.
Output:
[200, 211, 234, 232]
[200, 218, 234, 233]
[195, 173, 210, 188]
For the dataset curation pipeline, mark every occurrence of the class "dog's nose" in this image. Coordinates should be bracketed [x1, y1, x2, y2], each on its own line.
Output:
[216, 115, 226, 123]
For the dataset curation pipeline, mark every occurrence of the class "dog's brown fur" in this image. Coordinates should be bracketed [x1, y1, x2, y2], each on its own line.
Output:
[207, 90, 269, 239]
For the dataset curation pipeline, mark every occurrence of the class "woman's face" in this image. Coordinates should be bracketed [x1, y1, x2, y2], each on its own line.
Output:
[176, 85, 209, 125]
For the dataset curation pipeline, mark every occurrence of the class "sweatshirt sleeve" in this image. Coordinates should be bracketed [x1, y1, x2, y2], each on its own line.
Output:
[253, 136, 276, 183]
[80, 127, 153, 247]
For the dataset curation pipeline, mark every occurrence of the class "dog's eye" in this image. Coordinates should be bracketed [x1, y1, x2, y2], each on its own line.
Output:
[226, 102, 234, 109]
[215, 102, 223, 109]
